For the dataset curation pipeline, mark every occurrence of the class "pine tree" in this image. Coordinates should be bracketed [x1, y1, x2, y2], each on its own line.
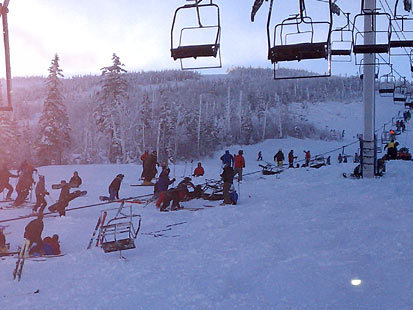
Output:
[36, 54, 71, 165]
[95, 53, 129, 163]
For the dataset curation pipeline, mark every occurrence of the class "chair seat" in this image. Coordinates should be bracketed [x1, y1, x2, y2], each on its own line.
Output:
[269, 42, 328, 63]
[171, 44, 219, 60]
[353, 44, 389, 54]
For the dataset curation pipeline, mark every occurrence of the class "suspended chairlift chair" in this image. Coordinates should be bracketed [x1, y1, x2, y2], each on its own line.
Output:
[358, 57, 380, 80]
[170, 0, 221, 70]
[331, 13, 353, 62]
[352, 3, 392, 65]
[393, 77, 409, 104]
[379, 67, 396, 96]
[266, 0, 333, 79]
[389, 0, 413, 53]
[97, 201, 142, 257]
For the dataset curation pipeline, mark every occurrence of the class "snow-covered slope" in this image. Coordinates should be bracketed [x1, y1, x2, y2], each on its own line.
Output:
[1, 95, 412, 309]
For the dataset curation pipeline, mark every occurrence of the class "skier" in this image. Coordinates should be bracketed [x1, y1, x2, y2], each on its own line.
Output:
[220, 150, 234, 168]
[108, 174, 124, 201]
[288, 150, 296, 168]
[32, 175, 49, 214]
[400, 120, 406, 132]
[220, 164, 234, 205]
[304, 150, 311, 167]
[257, 151, 263, 161]
[14, 170, 35, 206]
[154, 168, 175, 208]
[0, 163, 18, 200]
[18, 160, 36, 176]
[233, 150, 245, 182]
[0, 226, 6, 254]
[274, 149, 284, 167]
[142, 151, 158, 185]
[338, 153, 343, 163]
[193, 162, 205, 177]
[69, 171, 82, 188]
[24, 213, 44, 255]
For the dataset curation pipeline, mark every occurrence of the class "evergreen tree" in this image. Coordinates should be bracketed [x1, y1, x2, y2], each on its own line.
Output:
[36, 54, 71, 165]
[0, 111, 17, 163]
[95, 53, 128, 163]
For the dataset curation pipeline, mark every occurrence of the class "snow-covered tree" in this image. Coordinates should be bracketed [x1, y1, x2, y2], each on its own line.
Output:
[95, 53, 129, 163]
[36, 54, 71, 165]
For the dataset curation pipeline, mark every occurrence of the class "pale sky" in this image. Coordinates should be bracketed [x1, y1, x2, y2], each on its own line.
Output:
[3, 0, 412, 79]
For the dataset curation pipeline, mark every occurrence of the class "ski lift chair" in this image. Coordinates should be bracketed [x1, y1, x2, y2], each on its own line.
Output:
[381, 130, 392, 144]
[201, 179, 223, 200]
[379, 69, 396, 96]
[331, 13, 353, 62]
[98, 202, 141, 255]
[394, 80, 408, 104]
[358, 57, 380, 79]
[170, 0, 221, 70]
[266, 0, 333, 79]
[259, 163, 283, 175]
[352, 9, 392, 65]
[390, 0, 413, 53]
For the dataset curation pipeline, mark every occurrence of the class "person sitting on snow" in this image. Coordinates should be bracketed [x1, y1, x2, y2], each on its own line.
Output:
[193, 162, 205, 177]
[69, 171, 82, 188]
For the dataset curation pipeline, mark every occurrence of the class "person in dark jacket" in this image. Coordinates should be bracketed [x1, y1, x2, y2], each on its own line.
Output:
[0, 164, 18, 200]
[69, 171, 82, 188]
[274, 149, 284, 167]
[160, 177, 195, 211]
[48, 180, 71, 216]
[288, 150, 296, 168]
[155, 169, 175, 208]
[32, 175, 49, 214]
[109, 174, 124, 201]
[14, 170, 35, 206]
[24, 213, 44, 253]
[48, 180, 86, 216]
[221, 164, 234, 205]
[220, 150, 234, 168]
[142, 151, 158, 184]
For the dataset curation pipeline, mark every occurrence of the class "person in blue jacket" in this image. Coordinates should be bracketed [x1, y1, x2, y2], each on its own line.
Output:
[220, 150, 234, 168]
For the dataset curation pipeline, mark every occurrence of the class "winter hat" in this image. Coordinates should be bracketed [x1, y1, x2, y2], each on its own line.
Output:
[116, 174, 124, 179]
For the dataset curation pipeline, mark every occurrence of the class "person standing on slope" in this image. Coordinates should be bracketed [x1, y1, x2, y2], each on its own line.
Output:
[220, 164, 234, 205]
[220, 150, 234, 168]
[193, 162, 205, 177]
[274, 149, 285, 167]
[24, 213, 44, 255]
[32, 175, 49, 214]
[108, 174, 124, 201]
[233, 150, 245, 182]
[288, 150, 296, 168]
[0, 163, 18, 200]
[304, 150, 311, 167]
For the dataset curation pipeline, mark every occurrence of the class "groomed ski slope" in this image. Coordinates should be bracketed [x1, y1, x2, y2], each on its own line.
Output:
[1, 95, 413, 309]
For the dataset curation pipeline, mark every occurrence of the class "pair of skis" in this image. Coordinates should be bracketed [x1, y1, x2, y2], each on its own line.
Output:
[13, 239, 30, 281]
[87, 211, 107, 249]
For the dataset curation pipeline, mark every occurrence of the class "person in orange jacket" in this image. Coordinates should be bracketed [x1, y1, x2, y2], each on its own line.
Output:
[193, 162, 205, 177]
[233, 150, 245, 182]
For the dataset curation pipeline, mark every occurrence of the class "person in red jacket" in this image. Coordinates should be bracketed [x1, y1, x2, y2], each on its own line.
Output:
[193, 162, 205, 177]
[233, 150, 245, 182]
[304, 150, 311, 167]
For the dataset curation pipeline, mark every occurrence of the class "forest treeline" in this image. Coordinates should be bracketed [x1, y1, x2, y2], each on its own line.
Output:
[0, 62, 362, 166]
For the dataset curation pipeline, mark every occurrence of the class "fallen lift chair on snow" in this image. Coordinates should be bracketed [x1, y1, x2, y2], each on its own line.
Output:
[97, 201, 141, 255]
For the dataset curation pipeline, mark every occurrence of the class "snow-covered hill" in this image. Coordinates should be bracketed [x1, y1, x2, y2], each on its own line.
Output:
[1, 95, 412, 309]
